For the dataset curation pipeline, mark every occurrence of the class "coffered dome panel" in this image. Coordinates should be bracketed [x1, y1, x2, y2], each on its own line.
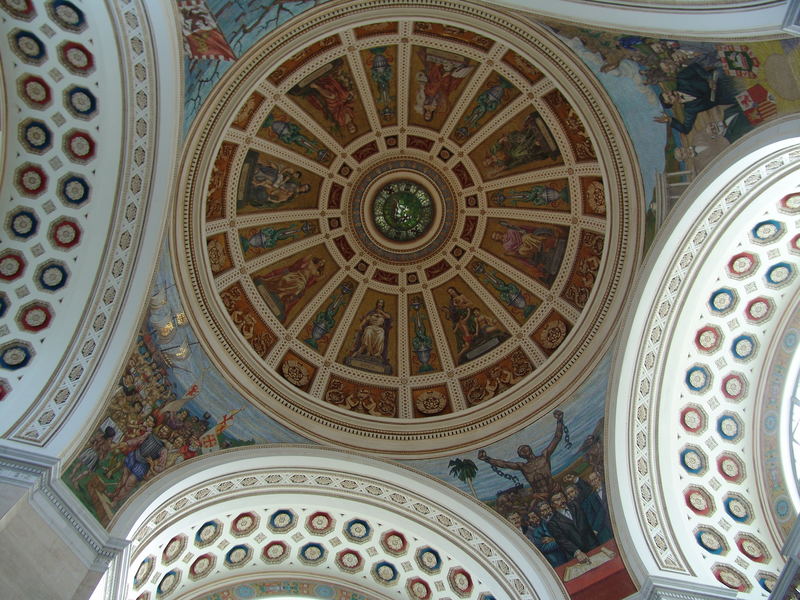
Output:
[174, 0, 641, 456]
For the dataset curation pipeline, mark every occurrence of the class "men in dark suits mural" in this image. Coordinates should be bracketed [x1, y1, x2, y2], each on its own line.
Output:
[526, 507, 568, 567]
[564, 472, 613, 544]
[543, 491, 597, 564]
[585, 471, 612, 543]
[655, 62, 750, 141]
[473, 415, 616, 570]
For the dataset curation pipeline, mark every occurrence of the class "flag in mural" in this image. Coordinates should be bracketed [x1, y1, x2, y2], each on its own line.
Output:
[177, 0, 236, 61]
[198, 408, 242, 451]
[159, 372, 204, 414]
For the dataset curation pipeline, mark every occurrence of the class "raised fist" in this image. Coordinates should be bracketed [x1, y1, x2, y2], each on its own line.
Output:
[553, 409, 564, 421]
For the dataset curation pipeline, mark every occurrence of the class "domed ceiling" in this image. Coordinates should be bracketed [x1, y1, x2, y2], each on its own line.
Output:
[175, 0, 641, 455]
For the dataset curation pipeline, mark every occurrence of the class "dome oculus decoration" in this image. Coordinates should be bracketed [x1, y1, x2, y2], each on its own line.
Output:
[373, 180, 434, 242]
[175, 0, 638, 455]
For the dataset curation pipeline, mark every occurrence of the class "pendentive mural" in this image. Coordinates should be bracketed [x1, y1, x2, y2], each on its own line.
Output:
[420, 352, 635, 600]
[543, 21, 800, 248]
[63, 244, 310, 526]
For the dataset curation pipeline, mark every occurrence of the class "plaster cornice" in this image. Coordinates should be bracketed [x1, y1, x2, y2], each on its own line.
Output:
[608, 116, 800, 592]
[636, 575, 738, 600]
[113, 445, 568, 600]
[479, 0, 796, 39]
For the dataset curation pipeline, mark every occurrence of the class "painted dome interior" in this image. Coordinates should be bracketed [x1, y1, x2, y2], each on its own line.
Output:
[179, 12, 633, 453]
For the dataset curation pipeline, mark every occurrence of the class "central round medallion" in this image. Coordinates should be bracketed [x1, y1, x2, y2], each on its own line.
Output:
[373, 180, 433, 242]
[349, 158, 456, 264]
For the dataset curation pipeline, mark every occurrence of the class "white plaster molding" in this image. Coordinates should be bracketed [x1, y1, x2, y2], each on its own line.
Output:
[110, 445, 568, 600]
[0, 0, 124, 434]
[102, 543, 131, 600]
[772, 517, 800, 599]
[480, 0, 794, 38]
[7, 0, 182, 451]
[608, 116, 800, 590]
[180, 575, 395, 600]
[635, 575, 738, 600]
[0, 444, 128, 572]
[783, 0, 800, 33]
[772, 564, 800, 600]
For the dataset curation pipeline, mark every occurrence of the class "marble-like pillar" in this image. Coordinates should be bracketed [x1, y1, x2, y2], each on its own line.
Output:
[0, 446, 127, 600]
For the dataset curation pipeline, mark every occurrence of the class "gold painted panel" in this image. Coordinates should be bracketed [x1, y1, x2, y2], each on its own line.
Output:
[207, 233, 233, 275]
[469, 108, 562, 181]
[278, 350, 316, 392]
[324, 375, 397, 417]
[432, 276, 510, 365]
[531, 309, 572, 356]
[449, 71, 521, 145]
[299, 277, 358, 355]
[562, 230, 604, 310]
[236, 149, 322, 213]
[238, 219, 318, 261]
[267, 34, 342, 85]
[408, 46, 477, 132]
[501, 49, 544, 85]
[206, 141, 237, 221]
[288, 58, 371, 146]
[406, 294, 443, 374]
[251, 244, 335, 326]
[488, 178, 570, 211]
[480, 218, 570, 289]
[255, 108, 333, 166]
[231, 92, 265, 131]
[412, 21, 494, 51]
[581, 176, 606, 217]
[459, 347, 534, 406]
[353, 22, 398, 38]
[337, 290, 398, 376]
[359, 46, 398, 127]
[412, 384, 452, 417]
[468, 259, 540, 324]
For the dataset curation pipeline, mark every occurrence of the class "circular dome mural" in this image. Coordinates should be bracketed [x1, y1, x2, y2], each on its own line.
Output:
[175, 0, 641, 455]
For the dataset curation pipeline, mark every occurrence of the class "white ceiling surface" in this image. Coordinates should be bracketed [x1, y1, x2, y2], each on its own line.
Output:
[117, 446, 567, 600]
[481, 0, 797, 37]
[609, 117, 800, 593]
[0, 0, 181, 455]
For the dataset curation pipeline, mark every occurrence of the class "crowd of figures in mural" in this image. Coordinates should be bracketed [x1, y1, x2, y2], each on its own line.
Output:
[63, 327, 253, 525]
[460, 412, 612, 573]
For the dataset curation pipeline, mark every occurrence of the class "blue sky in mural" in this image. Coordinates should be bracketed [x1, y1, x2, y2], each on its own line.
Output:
[152, 240, 310, 445]
[410, 352, 611, 500]
[558, 34, 665, 204]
